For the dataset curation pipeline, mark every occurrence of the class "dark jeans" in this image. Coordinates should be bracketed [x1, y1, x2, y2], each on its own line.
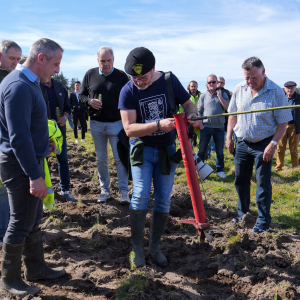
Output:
[72, 110, 86, 139]
[0, 153, 44, 244]
[198, 126, 225, 172]
[234, 136, 273, 227]
[56, 134, 70, 191]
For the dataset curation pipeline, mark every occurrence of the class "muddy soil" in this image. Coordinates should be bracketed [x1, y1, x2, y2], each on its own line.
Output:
[1, 142, 300, 300]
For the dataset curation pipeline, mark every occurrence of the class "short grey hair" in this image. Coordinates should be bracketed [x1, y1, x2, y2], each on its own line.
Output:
[207, 74, 217, 81]
[0, 40, 22, 55]
[97, 46, 114, 58]
[242, 57, 264, 71]
[218, 76, 225, 82]
[28, 38, 63, 62]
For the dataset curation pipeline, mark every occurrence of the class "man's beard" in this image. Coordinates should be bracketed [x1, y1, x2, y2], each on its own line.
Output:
[133, 82, 151, 90]
[133, 71, 153, 90]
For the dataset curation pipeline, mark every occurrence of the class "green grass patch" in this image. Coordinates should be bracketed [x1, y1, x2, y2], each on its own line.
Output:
[114, 271, 148, 300]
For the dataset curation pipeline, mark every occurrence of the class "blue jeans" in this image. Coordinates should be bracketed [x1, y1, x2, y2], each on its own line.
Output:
[56, 134, 70, 191]
[68, 114, 74, 129]
[198, 127, 225, 172]
[234, 136, 273, 227]
[0, 153, 44, 244]
[130, 144, 177, 213]
[90, 120, 128, 193]
[0, 186, 9, 242]
[207, 137, 215, 157]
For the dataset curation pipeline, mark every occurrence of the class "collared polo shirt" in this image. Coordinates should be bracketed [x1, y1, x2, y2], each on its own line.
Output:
[228, 77, 292, 143]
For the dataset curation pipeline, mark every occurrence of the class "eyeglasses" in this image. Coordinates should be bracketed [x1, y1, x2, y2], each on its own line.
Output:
[207, 81, 216, 85]
[245, 75, 257, 81]
[217, 81, 225, 84]
[131, 76, 149, 82]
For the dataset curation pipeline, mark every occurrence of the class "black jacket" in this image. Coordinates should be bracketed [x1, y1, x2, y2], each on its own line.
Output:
[41, 78, 71, 136]
[69, 92, 87, 113]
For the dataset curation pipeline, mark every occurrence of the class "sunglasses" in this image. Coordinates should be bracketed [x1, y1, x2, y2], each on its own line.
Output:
[207, 81, 216, 85]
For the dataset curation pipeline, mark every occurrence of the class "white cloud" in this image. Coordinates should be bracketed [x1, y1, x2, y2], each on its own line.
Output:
[1, 0, 299, 91]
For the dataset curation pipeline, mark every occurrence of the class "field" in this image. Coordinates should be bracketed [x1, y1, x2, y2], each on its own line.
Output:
[1, 125, 300, 300]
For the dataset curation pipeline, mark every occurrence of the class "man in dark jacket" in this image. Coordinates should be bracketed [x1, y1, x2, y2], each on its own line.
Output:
[0, 40, 22, 247]
[69, 80, 86, 142]
[275, 81, 300, 171]
[42, 78, 76, 202]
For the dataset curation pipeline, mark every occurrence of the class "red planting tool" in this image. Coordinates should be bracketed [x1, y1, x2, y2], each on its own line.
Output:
[172, 113, 212, 243]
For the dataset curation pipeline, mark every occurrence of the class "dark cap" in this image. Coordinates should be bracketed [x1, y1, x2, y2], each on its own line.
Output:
[284, 81, 297, 87]
[124, 47, 155, 77]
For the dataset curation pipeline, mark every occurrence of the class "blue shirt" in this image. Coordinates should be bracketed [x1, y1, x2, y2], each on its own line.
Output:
[119, 72, 190, 147]
[228, 77, 292, 143]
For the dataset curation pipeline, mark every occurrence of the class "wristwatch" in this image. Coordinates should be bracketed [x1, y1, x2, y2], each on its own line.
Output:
[63, 115, 67, 120]
[271, 140, 278, 146]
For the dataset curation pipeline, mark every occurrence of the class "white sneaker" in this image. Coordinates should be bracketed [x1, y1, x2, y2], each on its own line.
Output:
[217, 171, 226, 178]
[75, 138, 79, 143]
[97, 191, 110, 203]
[81, 139, 86, 143]
[120, 191, 130, 204]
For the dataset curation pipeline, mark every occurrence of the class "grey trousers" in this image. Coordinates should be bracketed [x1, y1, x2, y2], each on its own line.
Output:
[0, 153, 44, 244]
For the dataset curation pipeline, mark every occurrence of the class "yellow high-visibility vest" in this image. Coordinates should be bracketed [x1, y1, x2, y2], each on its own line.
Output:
[43, 120, 63, 210]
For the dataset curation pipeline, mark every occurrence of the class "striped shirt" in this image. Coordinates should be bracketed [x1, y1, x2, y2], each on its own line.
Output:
[228, 77, 292, 143]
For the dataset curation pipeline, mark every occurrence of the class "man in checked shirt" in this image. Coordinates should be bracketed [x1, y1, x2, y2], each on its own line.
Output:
[226, 57, 292, 233]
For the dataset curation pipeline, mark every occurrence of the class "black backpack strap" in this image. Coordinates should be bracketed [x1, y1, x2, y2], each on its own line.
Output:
[165, 71, 178, 115]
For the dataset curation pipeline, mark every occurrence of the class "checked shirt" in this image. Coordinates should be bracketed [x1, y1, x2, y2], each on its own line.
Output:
[228, 77, 292, 143]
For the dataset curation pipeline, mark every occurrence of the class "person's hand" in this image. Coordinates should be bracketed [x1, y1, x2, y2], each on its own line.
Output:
[47, 139, 57, 156]
[158, 118, 176, 132]
[90, 99, 102, 110]
[216, 89, 222, 100]
[30, 177, 48, 199]
[263, 143, 276, 162]
[57, 116, 67, 127]
[226, 139, 235, 155]
[187, 113, 200, 128]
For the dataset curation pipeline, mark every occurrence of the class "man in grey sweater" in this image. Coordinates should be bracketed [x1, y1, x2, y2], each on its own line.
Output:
[197, 74, 229, 178]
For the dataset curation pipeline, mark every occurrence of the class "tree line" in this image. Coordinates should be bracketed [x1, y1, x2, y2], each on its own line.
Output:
[53, 73, 79, 93]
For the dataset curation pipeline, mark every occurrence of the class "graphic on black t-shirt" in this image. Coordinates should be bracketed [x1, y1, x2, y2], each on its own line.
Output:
[139, 94, 167, 136]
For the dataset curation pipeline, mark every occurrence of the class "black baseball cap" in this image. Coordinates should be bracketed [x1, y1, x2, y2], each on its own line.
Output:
[124, 47, 155, 77]
[284, 81, 297, 87]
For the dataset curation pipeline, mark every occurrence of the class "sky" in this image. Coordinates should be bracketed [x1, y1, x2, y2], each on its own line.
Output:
[1, 0, 300, 92]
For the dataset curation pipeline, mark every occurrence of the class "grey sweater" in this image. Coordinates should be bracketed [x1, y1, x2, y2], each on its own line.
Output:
[198, 90, 229, 128]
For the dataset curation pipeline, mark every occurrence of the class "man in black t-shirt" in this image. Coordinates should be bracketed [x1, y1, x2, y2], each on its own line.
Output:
[119, 47, 201, 268]
[79, 47, 129, 204]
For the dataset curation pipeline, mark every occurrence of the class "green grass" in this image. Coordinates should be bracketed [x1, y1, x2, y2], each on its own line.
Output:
[65, 122, 300, 233]
[114, 271, 148, 300]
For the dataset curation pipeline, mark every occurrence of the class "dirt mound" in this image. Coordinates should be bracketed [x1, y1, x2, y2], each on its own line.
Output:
[1, 142, 300, 299]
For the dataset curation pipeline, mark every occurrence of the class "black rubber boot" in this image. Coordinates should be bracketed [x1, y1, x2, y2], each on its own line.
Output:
[0, 243, 40, 296]
[148, 210, 169, 267]
[129, 209, 147, 268]
[22, 230, 66, 281]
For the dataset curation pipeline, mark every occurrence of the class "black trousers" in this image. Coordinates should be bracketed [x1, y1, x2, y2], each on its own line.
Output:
[0, 153, 44, 244]
[72, 110, 86, 139]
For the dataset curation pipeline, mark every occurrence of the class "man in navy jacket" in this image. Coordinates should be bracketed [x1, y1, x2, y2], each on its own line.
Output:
[42, 77, 76, 202]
